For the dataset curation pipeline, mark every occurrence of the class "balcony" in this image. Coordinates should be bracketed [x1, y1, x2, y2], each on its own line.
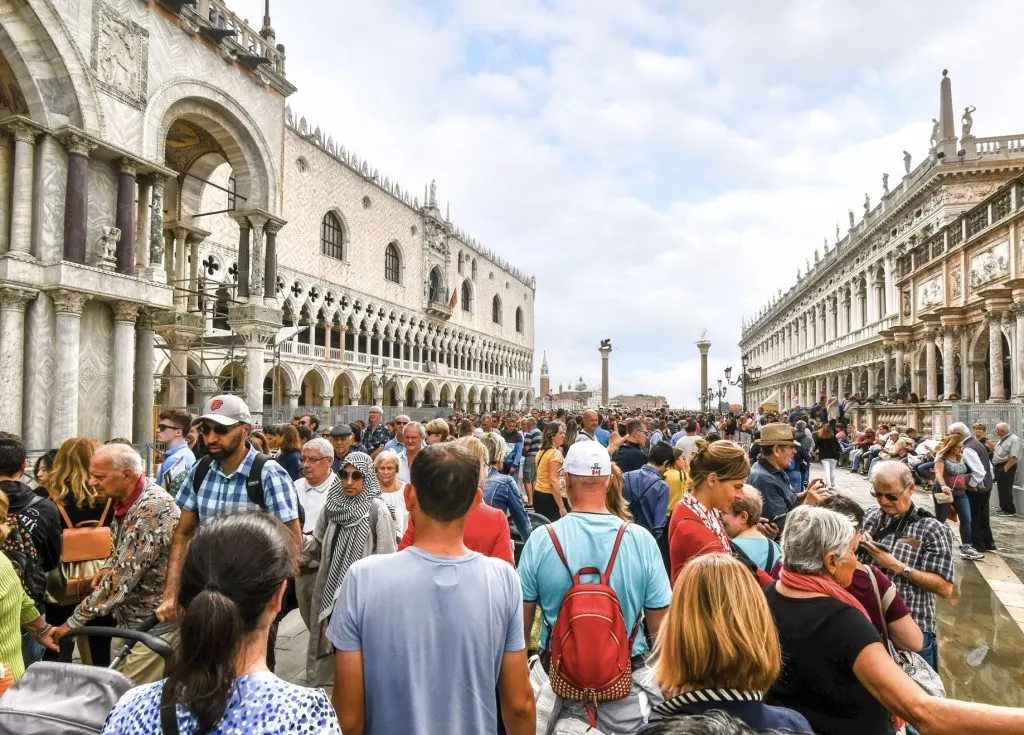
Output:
[424, 300, 452, 320]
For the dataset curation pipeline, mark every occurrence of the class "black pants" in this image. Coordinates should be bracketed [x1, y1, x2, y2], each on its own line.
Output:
[967, 489, 995, 551]
[44, 603, 115, 666]
[533, 492, 568, 523]
[995, 464, 1017, 514]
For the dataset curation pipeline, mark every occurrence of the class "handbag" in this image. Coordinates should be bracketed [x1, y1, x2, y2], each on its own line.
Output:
[46, 497, 113, 606]
[867, 566, 946, 698]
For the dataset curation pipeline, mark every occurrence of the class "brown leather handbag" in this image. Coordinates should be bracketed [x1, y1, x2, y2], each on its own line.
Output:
[46, 498, 114, 605]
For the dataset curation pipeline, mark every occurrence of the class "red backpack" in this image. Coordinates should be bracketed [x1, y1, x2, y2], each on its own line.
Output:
[545, 523, 639, 710]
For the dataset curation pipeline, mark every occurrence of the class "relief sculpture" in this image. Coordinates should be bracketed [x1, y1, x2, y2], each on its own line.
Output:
[969, 240, 1009, 289]
[92, 3, 149, 109]
[916, 276, 944, 310]
[950, 264, 962, 299]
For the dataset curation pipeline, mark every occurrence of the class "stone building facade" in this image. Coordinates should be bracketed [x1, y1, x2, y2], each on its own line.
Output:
[0, 0, 534, 451]
[740, 72, 1024, 436]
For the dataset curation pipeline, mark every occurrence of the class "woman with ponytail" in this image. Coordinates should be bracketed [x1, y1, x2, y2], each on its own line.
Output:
[103, 513, 340, 734]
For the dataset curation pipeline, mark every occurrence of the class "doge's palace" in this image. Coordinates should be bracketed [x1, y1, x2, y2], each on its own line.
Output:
[741, 71, 1024, 435]
[0, 0, 534, 452]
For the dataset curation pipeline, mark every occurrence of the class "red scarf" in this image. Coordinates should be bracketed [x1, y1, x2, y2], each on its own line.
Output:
[779, 568, 871, 620]
[114, 476, 146, 519]
[681, 493, 730, 550]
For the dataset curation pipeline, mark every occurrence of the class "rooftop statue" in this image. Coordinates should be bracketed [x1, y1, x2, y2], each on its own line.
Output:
[903, 150, 912, 174]
[962, 105, 976, 137]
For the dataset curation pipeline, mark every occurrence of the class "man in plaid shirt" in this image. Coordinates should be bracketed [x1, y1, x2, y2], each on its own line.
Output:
[363, 405, 392, 458]
[861, 460, 955, 672]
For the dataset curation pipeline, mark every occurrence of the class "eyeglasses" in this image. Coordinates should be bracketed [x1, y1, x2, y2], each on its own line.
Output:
[199, 423, 237, 436]
[339, 470, 364, 481]
[156, 424, 180, 433]
[869, 489, 905, 503]
[301, 456, 331, 464]
[395, 421, 409, 426]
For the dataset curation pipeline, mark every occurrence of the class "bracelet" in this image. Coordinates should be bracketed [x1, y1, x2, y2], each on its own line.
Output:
[32, 623, 52, 640]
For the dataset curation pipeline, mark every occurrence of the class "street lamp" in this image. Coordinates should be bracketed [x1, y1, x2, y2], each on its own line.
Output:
[724, 355, 761, 412]
[369, 363, 390, 405]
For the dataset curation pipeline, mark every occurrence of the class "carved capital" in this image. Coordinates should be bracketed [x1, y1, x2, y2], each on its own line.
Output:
[112, 301, 140, 323]
[1014, 301, 1024, 318]
[135, 308, 157, 330]
[8, 122, 37, 145]
[51, 289, 88, 315]
[986, 309, 1003, 325]
[118, 158, 138, 177]
[65, 134, 95, 157]
[0, 286, 37, 311]
[286, 390, 301, 399]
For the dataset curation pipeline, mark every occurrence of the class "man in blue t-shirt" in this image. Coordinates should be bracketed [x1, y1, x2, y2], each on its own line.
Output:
[518, 441, 671, 733]
[329, 444, 535, 735]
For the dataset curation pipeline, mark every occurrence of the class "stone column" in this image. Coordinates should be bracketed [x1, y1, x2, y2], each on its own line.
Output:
[1015, 302, 1024, 399]
[884, 258, 895, 316]
[1003, 310, 1018, 398]
[135, 177, 152, 276]
[149, 176, 167, 282]
[248, 215, 267, 307]
[287, 390, 300, 411]
[110, 303, 138, 439]
[941, 328, 956, 399]
[263, 221, 280, 304]
[172, 227, 188, 310]
[882, 347, 892, 392]
[924, 331, 938, 401]
[8, 123, 37, 257]
[320, 393, 331, 408]
[167, 334, 190, 409]
[988, 311, 1006, 402]
[51, 290, 88, 445]
[894, 346, 905, 391]
[187, 237, 201, 311]
[115, 159, 137, 274]
[0, 287, 35, 433]
[235, 218, 251, 300]
[133, 311, 156, 445]
[599, 342, 612, 406]
[0, 131, 10, 253]
[696, 338, 711, 410]
[867, 364, 877, 397]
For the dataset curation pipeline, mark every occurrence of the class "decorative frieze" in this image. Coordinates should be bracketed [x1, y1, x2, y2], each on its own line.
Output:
[969, 240, 1009, 289]
[91, 2, 149, 109]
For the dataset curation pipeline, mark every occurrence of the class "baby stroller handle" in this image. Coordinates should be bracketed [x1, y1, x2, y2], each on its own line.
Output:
[64, 615, 175, 665]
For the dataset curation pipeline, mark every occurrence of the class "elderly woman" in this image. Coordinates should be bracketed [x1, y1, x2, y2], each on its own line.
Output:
[766, 504, 1024, 735]
[374, 449, 408, 540]
[479, 432, 532, 541]
[718, 485, 782, 574]
[303, 451, 396, 688]
[644, 554, 811, 733]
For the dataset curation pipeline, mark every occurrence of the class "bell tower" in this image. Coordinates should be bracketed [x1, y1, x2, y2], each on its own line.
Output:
[539, 351, 550, 399]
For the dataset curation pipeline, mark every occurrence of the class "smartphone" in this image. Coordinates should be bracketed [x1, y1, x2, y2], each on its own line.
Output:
[617, 423, 627, 437]
[858, 539, 881, 553]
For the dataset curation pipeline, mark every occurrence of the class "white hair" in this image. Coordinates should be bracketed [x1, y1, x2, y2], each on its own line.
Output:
[98, 444, 143, 474]
[947, 422, 970, 438]
[404, 421, 425, 439]
[781, 505, 854, 575]
[369, 406, 383, 414]
[302, 437, 333, 459]
[869, 460, 913, 494]
[996, 422, 1011, 433]
[374, 449, 400, 470]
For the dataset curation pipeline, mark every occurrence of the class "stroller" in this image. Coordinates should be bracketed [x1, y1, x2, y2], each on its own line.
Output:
[0, 616, 174, 735]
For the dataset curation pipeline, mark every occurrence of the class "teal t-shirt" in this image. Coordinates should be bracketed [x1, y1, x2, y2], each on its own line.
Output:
[733, 535, 783, 573]
[518, 512, 672, 656]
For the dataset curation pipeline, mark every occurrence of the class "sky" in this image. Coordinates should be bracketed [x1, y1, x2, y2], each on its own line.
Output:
[233, 0, 1024, 408]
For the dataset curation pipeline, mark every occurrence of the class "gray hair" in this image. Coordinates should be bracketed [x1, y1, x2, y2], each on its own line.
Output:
[374, 449, 400, 470]
[996, 422, 1011, 433]
[781, 505, 855, 575]
[947, 422, 970, 438]
[404, 421, 426, 439]
[869, 460, 913, 493]
[302, 437, 333, 459]
[480, 431, 506, 466]
[97, 443, 143, 474]
[369, 405, 383, 414]
[795, 420, 806, 431]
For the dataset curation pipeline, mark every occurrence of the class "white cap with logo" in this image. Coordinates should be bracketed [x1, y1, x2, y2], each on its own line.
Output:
[563, 441, 612, 477]
[194, 395, 252, 427]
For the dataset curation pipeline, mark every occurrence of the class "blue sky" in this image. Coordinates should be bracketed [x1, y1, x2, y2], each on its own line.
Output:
[234, 0, 1024, 407]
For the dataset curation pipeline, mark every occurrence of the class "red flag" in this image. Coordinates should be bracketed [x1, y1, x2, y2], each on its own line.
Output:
[448, 289, 458, 309]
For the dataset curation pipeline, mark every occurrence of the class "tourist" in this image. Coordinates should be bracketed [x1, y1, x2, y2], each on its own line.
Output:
[158, 395, 301, 628]
[480, 432, 532, 541]
[606, 464, 632, 521]
[575, 408, 600, 442]
[621, 441, 674, 539]
[534, 420, 568, 521]
[330, 444, 535, 735]
[374, 449, 409, 540]
[992, 421, 1020, 515]
[328, 424, 359, 474]
[849, 427, 877, 473]
[399, 437, 515, 564]
[662, 446, 690, 514]
[861, 461, 954, 671]
[500, 413, 524, 477]
[396, 420, 426, 484]
[31, 449, 57, 495]
[766, 504, 1024, 735]
[719, 485, 782, 575]
[612, 419, 650, 472]
[155, 409, 196, 494]
[747, 424, 826, 530]
[424, 417, 450, 445]
[362, 406, 391, 458]
[266, 423, 303, 481]
[383, 415, 409, 453]
[249, 430, 270, 454]
[564, 417, 580, 446]
[950, 422, 996, 552]
[103, 514, 339, 734]
[521, 416, 542, 507]
[932, 433, 983, 560]
[292, 437, 336, 629]
[645, 554, 812, 733]
[972, 422, 995, 455]
[296, 413, 320, 436]
[814, 421, 842, 491]
[44, 436, 115, 666]
[52, 444, 180, 684]
[671, 420, 698, 448]
[518, 440, 670, 733]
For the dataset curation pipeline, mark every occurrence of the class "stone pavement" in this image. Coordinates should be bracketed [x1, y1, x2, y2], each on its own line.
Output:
[273, 465, 1024, 707]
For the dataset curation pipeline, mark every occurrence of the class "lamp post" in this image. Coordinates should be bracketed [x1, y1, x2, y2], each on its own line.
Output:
[724, 355, 761, 413]
[369, 363, 390, 406]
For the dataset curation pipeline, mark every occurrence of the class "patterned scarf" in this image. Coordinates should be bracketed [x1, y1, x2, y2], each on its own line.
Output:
[681, 492, 730, 550]
[317, 452, 381, 623]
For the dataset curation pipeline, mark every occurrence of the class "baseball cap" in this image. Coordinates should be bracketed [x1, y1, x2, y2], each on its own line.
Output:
[194, 395, 252, 427]
[563, 441, 612, 477]
[329, 424, 354, 438]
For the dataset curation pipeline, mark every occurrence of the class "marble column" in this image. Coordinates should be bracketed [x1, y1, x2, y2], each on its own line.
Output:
[134, 176, 152, 276]
[187, 238, 201, 311]
[883, 347, 892, 392]
[8, 123, 36, 257]
[1016, 303, 1024, 399]
[263, 222, 280, 304]
[287, 391, 300, 411]
[133, 311, 156, 445]
[149, 176, 166, 281]
[115, 160, 137, 274]
[883, 258, 895, 316]
[0, 287, 35, 433]
[924, 332, 937, 401]
[167, 334, 189, 408]
[988, 312, 1006, 402]
[111, 303, 139, 439]
[894, 346, 905, 391]
[236, 219, 251, 300]
[867, 365, 877, 397]
[0, 132, 10, 253]
[249, 216, 267, 307]
[1002, 310, 1017, 398]
[241, 333, 270, 421]
[941, 328, 956, 399]
[172, 227, 188, 310]
[51, 290, 88, 446]
[320, 393, 331, 408]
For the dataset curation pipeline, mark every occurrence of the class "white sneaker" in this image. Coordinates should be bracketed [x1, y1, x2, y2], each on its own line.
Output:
[961, 546, 984, 561]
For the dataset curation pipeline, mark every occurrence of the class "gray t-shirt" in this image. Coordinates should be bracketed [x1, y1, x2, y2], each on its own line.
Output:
[327, 547, 525, 735]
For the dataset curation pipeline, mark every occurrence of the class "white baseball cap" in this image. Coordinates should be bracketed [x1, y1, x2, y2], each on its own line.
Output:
[194, 395, 252, 427]
[563, 441, 612, 477]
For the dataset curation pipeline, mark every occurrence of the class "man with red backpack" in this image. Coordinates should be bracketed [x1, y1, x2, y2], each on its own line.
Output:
[518, 441, 672, 733]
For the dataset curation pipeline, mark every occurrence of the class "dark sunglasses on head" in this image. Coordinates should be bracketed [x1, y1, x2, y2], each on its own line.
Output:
[199, 423, 236, 436]
[339, 470, 364, 481]
[869, 489, 904, 503]
[156, 424, 180, 432]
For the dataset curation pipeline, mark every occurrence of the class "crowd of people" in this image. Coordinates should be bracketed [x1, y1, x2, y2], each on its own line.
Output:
[0, 395, 1022, 734]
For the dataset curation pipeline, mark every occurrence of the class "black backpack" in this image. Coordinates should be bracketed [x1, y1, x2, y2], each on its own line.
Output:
[192, 453, 305, 527]
[2, 496, 46, 608]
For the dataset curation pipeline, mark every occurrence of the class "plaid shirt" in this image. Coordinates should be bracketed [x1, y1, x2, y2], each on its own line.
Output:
[175, 445, 299, 524]
[862, 505, 955, 634]
[362, 422, 392, 454]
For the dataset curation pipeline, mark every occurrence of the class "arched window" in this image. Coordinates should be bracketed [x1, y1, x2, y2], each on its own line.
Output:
[461, 280, 472, 312]
[226, 175, 237, 211]
[471, 259, 478, 281]
[457, 251, 464, 274]
[429, 267, 444, 303]
[321, 212, 345, 260]
[385, 242, 401, 283]
[515, 306, 523, 333]
[492, 294, 502, 324]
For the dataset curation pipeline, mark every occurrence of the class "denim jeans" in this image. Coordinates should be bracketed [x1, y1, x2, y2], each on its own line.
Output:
[934, 493, 972, 546]
[914, 461, 935, 479]
[21, 632, 43, 669]
[851, 449, 864, 471]
[919, 630, 938, 671]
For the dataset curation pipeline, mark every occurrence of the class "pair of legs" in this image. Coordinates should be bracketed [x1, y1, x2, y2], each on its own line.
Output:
[821, 458, 838, 489]
[995, 464, 1017, 514]
[934, 493, 973, 546]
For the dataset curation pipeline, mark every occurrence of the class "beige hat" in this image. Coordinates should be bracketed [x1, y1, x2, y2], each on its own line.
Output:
[757, 423, 800, 447]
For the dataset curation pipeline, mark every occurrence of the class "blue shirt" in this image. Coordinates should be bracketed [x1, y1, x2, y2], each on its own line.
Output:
[595, 427, 611, 447]
[733, 535, 783, 572]
[175, 445, 298, 524]
[102, 672, 340, 734]
[518, 513, 671, 656]
[156, 442, 195, 487]
[621, 464, 669, 534]
[483, 467, 532, 540]
[747, 458, 797, 522]
[327, 547, 524, 735]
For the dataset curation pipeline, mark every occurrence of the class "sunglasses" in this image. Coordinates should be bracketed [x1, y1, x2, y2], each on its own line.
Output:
[869, 489, 905, 503]
[156, 424, 180, 432]
[339, 470, 365, 481]
[199, 423, 237, 436]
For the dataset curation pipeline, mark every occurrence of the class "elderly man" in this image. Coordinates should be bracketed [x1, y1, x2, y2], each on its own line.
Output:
[748, 423, 826, 531]
[862, 461, 954, 672]
[294, 437, 337, 629]
[329, 423, 359, 473]
[383, 414, 410, 453]
[993, 422, 1021, 516]
[397, 420, 427, 484]
[949, 421, 996, 551]
[575, 409, 600, 442]
[363, 406, 391, 458]
[53, 444, 181, 683]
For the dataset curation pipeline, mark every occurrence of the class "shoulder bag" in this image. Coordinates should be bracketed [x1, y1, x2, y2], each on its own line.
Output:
[867, 566, 946, 698]
[46, 497, 114, 606]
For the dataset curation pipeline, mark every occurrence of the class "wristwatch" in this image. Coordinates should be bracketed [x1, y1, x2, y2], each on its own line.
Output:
[899, 565, 914, 581]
